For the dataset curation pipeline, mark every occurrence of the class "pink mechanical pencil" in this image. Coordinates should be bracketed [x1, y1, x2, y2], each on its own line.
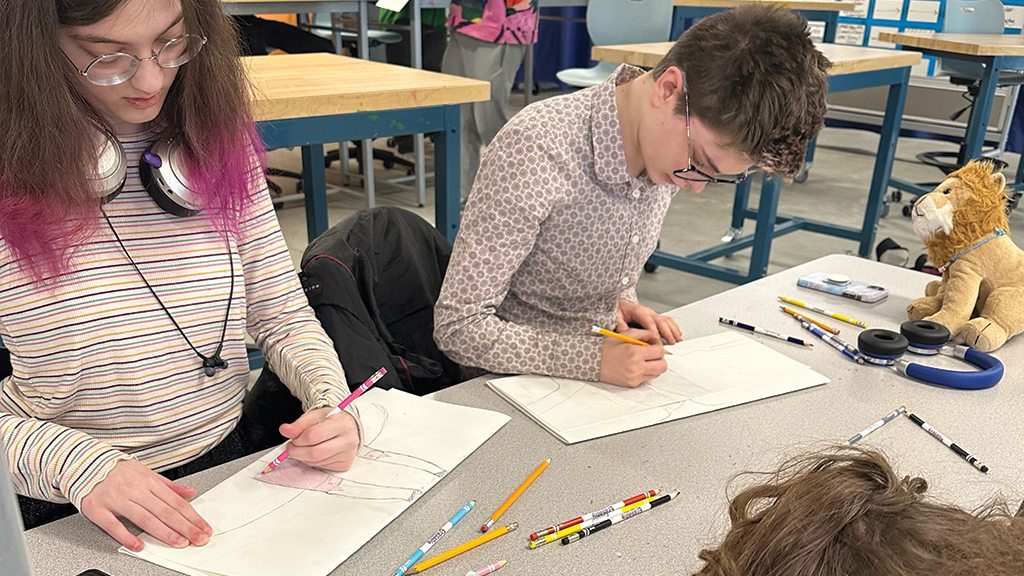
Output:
[467, 560, 507, 576]
[261, 366, 387, 474]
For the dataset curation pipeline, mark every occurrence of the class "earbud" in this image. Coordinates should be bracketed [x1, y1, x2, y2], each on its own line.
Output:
[202, 355, 227, 377]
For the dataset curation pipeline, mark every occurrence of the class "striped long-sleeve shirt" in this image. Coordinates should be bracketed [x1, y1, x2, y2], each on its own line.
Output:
[0, 131, 355, 508]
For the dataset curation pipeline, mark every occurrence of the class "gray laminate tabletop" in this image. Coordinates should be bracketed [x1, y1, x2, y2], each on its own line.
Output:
[25, 254, 1024, 576]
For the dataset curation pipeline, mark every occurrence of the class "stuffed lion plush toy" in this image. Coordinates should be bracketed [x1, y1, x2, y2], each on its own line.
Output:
[907, 160, 1024, 352]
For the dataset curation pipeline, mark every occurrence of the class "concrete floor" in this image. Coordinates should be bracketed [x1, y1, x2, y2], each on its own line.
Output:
[264, 92, 1024, 314]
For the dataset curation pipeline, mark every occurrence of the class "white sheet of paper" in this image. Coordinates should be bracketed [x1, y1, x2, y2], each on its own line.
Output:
[376, 0, 411, 12]
[121, 388, 510, 576]
[488, 331, 829, 444]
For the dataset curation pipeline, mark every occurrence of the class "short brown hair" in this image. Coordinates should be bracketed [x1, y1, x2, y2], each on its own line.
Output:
[694, 447, 1024, 576]
[652, 5, 830, 177]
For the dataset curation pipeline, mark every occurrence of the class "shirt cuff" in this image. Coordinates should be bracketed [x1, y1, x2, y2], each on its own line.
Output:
[65, 449, 135, 510]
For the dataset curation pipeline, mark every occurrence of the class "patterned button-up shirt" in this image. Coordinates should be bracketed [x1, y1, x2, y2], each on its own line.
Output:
[434, 65, 679, 382]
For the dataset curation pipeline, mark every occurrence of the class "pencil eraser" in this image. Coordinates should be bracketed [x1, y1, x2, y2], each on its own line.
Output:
[480, 524, 489, 532]
[529, 533, 538, 541]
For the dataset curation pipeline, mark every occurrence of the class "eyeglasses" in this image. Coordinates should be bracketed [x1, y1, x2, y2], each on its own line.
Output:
[64, 34, 207, 86]
[671, 88, 752, 185]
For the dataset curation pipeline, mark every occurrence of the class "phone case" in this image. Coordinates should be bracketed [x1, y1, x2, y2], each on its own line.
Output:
[797, 273, 888, 303]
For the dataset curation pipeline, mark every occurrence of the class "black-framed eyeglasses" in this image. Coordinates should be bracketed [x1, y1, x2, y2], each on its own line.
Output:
[671, 88, 753, 185]
[63, 33, 207, 86]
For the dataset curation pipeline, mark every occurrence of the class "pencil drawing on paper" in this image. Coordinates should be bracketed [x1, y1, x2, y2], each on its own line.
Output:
[488, 331, 830, 444]
[125, 388, 512, 576]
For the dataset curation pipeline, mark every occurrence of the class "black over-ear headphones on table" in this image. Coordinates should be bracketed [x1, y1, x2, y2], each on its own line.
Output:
[90, 129, 231, 377]
[857, 320, 1003, 390]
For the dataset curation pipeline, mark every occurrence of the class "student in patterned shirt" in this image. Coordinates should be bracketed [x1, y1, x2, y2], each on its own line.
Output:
[435, 6, 830, 387]
[0, 0, 359, 552]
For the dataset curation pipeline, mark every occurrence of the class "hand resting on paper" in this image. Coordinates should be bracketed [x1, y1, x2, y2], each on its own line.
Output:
[617, 299, 682, 345]
[80, 458, 212, 552]
[599, 327, 669, 388]
[278, 408, 360, 472]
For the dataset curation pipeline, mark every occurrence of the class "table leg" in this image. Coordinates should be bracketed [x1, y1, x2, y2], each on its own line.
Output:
[411, 0, 426, 204]
[823, 12, 838, 43]
[302, 143, 329, 242]
[435, 105, 462, 243]
[524, 43, 535, 106]
[357, 1, 377, 207]
[860, 67, 910, 257]
[960, 56, 1001, 165]
[730, 177, 752, 230]
[748, 173, 781, 281]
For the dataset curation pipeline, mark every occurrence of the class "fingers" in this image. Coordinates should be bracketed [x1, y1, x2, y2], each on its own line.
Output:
[158, 477, 212, 537]
[160, 476, 198, 500]
[287, 412, 360, 467]
[85, 508, 144, 552]
[620, 327, 661, 346]
[279, 407, 330, 439]
[121, 500, 191, 549]
[654, 315, 682, 344]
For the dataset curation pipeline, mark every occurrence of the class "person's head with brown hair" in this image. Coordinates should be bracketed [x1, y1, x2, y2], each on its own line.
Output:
[640, 4, 829, 185]
[694, 447, 1024, 576]
[0, 0, 259, 281]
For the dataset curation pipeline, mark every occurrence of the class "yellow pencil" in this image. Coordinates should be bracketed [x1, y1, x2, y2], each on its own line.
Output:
[590, 325, 673, 355]
[405, 523, 518, 574]
[482, 459, 550, 532]
[780, 306, 840, 334]
[777, 296, 868, 328]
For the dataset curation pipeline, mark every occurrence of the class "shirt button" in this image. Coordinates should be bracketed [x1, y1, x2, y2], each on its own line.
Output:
[631, 190, 640, 199]
[621, 277, 630, 285]
[631, 235, 640, 244]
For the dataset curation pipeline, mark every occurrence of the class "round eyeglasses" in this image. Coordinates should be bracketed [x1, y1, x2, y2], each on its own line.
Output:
[672, 88, 754, 185]
[64, 34, 207, 86]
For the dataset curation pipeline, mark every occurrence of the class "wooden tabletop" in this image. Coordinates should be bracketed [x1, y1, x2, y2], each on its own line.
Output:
[878, 32, 1024, 56]
[673, 0, 856, 11]
[244, 53, 490, 122]
[592, 42, 921, 75]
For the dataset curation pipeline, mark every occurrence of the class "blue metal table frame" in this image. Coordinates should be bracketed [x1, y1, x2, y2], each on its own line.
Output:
[646, 65, 912, 284]
[256, 105, 462, 244]
[887, 50, 1024, 197]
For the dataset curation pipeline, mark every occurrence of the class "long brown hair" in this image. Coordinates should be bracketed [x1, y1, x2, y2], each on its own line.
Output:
[0, 0, 259, 281]
[694, 447, 1024, 576]
[651, 5, 830, 177]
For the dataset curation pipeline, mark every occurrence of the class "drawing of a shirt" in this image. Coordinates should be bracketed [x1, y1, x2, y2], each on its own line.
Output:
[447, 0, 540, 44]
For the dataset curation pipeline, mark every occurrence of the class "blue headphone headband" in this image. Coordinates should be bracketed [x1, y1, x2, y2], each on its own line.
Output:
[857, 321, 1003, 390]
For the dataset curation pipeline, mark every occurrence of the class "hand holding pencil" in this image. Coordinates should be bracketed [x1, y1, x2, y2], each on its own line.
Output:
[264, 367, 386, 474]
[593, 326, 671, 388]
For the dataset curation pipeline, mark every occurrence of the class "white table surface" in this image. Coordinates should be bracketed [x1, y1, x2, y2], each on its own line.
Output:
[25, 254, 1024, 576]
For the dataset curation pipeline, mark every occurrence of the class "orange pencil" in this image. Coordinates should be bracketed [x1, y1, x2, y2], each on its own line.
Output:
[482, 459, 550, 532]
[780, 306, 840, 334]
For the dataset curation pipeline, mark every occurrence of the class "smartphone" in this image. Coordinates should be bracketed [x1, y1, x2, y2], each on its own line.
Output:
[797, 272, 888, 303]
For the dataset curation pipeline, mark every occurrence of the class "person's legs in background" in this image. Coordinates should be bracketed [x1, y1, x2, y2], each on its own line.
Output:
[441, 32, 526, 202]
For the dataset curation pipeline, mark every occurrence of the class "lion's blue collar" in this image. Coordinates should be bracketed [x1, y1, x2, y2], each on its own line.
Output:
[938, 228, 1006, 273]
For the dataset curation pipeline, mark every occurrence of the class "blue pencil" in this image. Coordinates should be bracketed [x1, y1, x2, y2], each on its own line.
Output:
[718, 317, 813, 347]
[395, 500, 476, 576]
[798, 321, 864, 364]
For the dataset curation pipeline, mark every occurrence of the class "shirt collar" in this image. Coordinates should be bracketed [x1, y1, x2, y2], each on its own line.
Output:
[591, 64, 645, 187]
